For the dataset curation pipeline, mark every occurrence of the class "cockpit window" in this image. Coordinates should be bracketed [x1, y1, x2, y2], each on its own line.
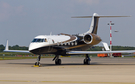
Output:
[32, 39, 37, 42]
[32, 39, 47, 42]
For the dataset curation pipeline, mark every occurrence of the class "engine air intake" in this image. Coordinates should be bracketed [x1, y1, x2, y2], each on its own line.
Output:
[83, 34, 93, 44]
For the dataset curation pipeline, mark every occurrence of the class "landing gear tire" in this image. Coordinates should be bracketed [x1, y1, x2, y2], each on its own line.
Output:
[83, 59, 86, 64]
[83, 59, 90, 65]
[35, 62, 37, 65]
[35, 62, 41, 67]
[55, 59, 61, 65]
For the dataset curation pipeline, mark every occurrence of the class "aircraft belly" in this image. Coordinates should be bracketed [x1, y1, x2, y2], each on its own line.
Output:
[79, 45, 92, 51]
[29, 46, 58, 55]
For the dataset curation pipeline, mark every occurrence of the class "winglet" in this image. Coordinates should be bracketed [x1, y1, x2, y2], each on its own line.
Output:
[5, 40, 9, 51]
[102, 42, 110, 51]
[3, 40, 30, 53]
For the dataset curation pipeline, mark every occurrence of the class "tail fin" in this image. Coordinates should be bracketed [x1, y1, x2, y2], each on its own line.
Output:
[72, 13, 130, 35]
[85, 13, 99, 34]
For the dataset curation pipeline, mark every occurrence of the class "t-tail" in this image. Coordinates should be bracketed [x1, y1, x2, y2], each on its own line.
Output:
[85, 13, 99, 34]
[72, 13, 130, 35]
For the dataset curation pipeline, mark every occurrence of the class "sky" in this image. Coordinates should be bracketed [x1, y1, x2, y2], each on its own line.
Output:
[0, 0, 135, 47]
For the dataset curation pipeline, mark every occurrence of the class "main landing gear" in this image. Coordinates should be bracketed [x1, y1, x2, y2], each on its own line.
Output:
[34, 55, 41, 67]
[53, 55, 61, 65]
[84, 54, 91, 65]
[34, 54, 90, 66]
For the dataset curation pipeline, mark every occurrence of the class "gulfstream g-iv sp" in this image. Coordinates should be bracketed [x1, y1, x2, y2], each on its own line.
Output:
[4, 13, 135, 66]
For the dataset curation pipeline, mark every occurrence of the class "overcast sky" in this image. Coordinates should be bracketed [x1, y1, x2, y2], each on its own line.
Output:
[0, 0, 135, 47]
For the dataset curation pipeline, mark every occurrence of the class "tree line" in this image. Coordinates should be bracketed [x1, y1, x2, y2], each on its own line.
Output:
[0, 44, 135, 52]
[89, 46, 135, 51]
[0, 45, 28, 52]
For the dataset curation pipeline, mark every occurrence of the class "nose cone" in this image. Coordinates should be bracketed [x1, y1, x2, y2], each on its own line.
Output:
[28, 42, 50, 53]
[28, 43, 36, 51]
[28, 43, 42, 54]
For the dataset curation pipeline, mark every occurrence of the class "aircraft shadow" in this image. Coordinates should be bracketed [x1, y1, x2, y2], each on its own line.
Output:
[8, 62, 135, 67]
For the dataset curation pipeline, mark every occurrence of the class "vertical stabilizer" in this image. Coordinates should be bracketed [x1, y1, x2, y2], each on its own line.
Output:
[85, 13, 99, 34]
[72, 13, 130, 35]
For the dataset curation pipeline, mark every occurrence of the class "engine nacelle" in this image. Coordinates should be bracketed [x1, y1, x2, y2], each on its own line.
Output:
[83, 33, 101, 45]
[83, 34, 93, 44]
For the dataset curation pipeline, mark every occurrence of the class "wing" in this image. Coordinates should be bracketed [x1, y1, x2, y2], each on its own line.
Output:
[66, 42, 134, 55]
[3, 40, 30, 53]
[67, 50, 135, 55]
[4, 50, 30, 53]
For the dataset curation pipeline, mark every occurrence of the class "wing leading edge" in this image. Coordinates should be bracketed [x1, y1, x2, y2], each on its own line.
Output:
[67, 50, 135, 55]
[4, 50, 30, 53]
[3, 40, 30, 53]
[67, 42, 135, 55]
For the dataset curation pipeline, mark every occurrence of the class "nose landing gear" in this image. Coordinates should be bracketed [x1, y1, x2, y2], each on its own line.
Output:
[34, 55, 41, 67]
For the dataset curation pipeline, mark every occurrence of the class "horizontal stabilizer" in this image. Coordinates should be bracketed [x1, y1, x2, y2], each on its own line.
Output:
[73, 13, 131, 35]
[71, 16, 131, 18]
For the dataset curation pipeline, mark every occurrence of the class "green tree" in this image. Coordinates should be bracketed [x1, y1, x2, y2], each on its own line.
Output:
[0, 44, 5, 52]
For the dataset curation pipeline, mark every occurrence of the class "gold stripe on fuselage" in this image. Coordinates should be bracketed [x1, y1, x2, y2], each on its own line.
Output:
[65, 44, 89, 50]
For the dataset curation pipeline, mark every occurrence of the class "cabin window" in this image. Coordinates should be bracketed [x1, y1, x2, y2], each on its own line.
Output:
[52, 40, 54, 43]
[32, 39, 46, 42]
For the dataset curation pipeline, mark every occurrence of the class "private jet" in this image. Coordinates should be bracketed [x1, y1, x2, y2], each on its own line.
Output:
[4, 13, 135, 66]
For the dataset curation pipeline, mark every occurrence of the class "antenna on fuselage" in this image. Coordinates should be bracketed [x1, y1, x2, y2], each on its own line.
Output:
[50, 32, 52, 35]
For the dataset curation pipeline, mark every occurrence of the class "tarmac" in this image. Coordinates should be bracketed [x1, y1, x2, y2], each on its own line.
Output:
[0, 57, 135, 84]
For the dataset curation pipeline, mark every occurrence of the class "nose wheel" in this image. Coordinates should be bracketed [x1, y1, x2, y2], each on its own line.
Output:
[34, 55, 41, 67]
[35, 62, 40, 66]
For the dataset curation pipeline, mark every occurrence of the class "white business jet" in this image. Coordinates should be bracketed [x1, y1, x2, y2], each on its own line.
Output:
[4, 13, 135, 66]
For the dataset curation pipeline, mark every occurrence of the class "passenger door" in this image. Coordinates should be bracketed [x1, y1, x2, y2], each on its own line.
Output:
[48, 38, 54, 52]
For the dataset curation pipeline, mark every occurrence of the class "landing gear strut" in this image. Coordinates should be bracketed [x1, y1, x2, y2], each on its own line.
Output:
[35, 55, 41, 66]
[53, 55, 61, 65]
[83, 54, 91, 65]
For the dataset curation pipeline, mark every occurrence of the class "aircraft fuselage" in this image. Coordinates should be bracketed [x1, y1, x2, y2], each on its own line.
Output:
[29, 33, 102, 55]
